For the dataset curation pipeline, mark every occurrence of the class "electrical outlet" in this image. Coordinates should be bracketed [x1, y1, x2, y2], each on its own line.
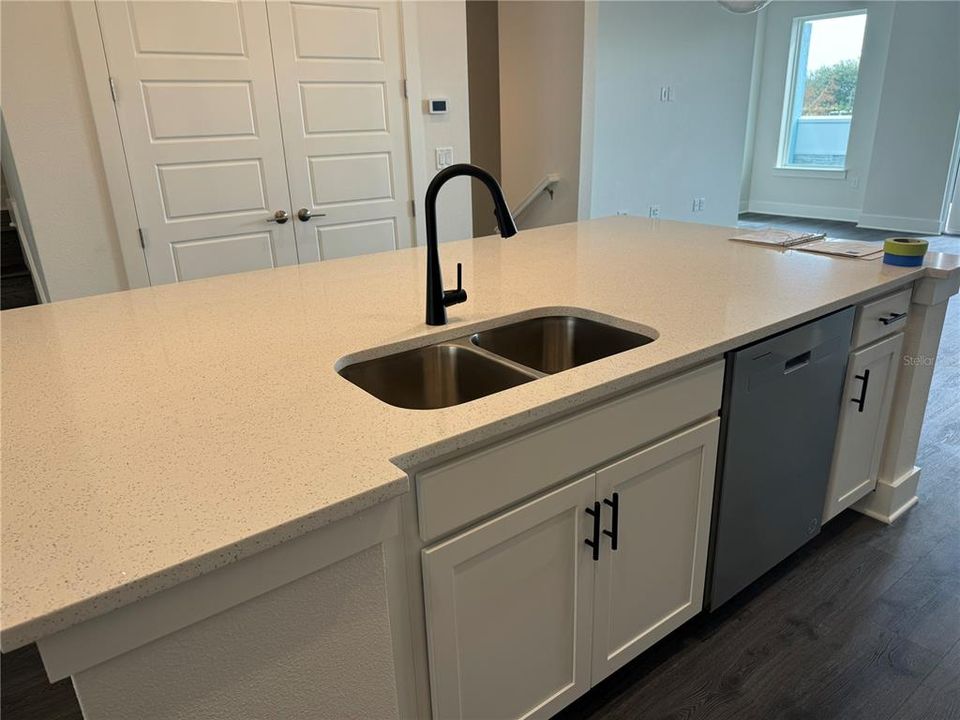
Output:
[648, 205, 661, 218]
[435, 147, 453, 170]
[692, 197, 705, 212]
[616, 210, 630, 216]
[850, 176, 860, 189]
[659, 86, 675, 102]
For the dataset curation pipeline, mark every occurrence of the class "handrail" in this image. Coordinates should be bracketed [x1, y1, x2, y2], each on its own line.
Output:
[512, 173, 560, 220]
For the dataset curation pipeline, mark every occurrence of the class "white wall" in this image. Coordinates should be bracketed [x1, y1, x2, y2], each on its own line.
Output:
[0, 0, 129, 301]
[744, 1, 960, 233]
[498, 1, 584, 230]
[417, 1, 474, 243]
[589, 1, 757, 227]
[859, 1, 960, 233]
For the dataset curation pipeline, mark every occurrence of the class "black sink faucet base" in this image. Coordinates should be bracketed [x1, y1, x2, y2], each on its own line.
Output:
[424, 164, 518, 326]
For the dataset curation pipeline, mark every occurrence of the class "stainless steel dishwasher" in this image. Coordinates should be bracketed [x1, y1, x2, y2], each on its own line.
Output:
[706, 306, 855, 610]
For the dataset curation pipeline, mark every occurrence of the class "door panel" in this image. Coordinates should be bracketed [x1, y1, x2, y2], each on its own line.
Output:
[315, 219, 397, 260]
[97, 0, 297, 284]
[142, 81, 257, 140]
[592, 419, 719, 682]
[268, 0, 413, 262]
[172, 233, 277, 282]
[422, 475, 596, 720]
[823, 333, 904, 521]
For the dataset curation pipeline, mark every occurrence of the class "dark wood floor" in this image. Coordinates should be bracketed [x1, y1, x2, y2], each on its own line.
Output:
[2, 216, 957, 720]
[737, 212, 932, 243]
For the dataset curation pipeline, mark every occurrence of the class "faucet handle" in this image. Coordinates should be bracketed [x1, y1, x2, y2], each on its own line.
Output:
[443, 262, 468, 307]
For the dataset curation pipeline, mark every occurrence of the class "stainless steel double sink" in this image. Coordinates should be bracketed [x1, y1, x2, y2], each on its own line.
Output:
[338, 314, 656, 410]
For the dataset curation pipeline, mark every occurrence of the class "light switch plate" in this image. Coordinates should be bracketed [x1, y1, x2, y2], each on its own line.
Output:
[435, 147, 453, 170]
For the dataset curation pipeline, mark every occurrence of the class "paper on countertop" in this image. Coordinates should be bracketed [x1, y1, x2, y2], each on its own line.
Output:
[793, 239, 884, 260]
[729, 227, 826, 247]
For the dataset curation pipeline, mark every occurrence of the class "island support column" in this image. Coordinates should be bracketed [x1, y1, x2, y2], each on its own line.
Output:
[855, 273, 959, 523]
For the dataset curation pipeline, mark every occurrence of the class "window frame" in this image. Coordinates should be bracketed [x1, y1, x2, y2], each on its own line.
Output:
[776, 8, 868, 172]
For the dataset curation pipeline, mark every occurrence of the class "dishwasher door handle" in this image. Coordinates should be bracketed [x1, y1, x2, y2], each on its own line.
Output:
[851, 369, 871, 413]
[784, 350, 812, 374]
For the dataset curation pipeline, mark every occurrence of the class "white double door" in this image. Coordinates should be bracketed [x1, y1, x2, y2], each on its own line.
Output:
[98, 0, 413, 285]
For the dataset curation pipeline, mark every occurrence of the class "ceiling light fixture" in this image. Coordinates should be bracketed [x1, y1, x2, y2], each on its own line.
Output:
[717, 0, 772, 14]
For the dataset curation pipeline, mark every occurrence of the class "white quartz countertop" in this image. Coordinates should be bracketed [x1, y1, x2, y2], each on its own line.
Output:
[2, 216, 958, 649]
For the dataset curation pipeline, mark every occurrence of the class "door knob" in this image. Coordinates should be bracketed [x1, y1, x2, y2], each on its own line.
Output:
[297, 208, 326, 221]
[266, 209, 289, 224]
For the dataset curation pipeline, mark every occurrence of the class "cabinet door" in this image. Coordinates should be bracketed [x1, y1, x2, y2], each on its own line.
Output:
[823, 333, 904, 521]
[422, 475, 597, 720]
[96, 1, 299, 284]
[592, 418, 719, 682]
[266, 1, 414, 262]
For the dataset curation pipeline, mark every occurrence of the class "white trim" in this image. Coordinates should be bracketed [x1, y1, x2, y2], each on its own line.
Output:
[854, 466, 920, 524]
[940, 112, 960, 234]
[70, 1, 150, 289]
[773, 167, 847, 180]
[746, 200, 859, 222]
[400, 1, 427, 247]
[577, 0, 599, 220]
[857, 213, 942, 235]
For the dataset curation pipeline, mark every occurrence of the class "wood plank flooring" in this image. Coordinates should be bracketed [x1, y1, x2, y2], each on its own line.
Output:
[1, 215, 957, 720]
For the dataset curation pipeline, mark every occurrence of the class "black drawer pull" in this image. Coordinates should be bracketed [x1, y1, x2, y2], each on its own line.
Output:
[878, 311, 907, 326]
[851, 368, 870, 413]
[584, 502, 601, 561]
[602, 493, 620, 550]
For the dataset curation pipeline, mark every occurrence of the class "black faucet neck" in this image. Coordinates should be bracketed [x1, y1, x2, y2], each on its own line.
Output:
[424, 164, 517, 326]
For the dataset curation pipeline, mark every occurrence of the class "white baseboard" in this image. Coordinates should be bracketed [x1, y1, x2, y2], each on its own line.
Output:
[745, 200, 860, 223]
[854, 466, 921, 524]
[856, 213, 942, 235]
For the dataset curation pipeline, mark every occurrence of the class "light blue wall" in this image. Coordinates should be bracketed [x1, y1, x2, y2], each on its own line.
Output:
[589, 1, 757, 226]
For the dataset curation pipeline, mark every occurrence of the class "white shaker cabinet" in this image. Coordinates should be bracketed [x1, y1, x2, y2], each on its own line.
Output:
[421, 417, 720, 720]
[592, 419, 718, 679]
[421, 474, 598, 720]
[823, 332, 904, 521]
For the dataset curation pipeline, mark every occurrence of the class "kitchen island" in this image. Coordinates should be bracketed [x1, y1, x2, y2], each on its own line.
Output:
[2, 217, 957, 719]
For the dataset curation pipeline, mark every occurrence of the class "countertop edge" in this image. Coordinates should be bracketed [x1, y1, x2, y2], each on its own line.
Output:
[0, 472, 409, 652]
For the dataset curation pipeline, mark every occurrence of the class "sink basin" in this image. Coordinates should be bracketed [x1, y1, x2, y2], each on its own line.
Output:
[338, 344, 535, 410]
[471, 315, 654, 374]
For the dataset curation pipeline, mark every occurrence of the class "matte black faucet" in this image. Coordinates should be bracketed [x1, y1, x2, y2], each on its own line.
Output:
[424, 163, 518, 326]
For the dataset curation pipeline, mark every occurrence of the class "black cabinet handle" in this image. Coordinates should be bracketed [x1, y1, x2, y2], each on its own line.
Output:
[584, 502, 601, 561]
[851, 368, 870, 413]
[878, 311, 907, 326]
[602, 493, 619, 551]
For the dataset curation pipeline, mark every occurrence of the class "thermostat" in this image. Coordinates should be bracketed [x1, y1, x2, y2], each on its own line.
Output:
[427, 98, 448, 114]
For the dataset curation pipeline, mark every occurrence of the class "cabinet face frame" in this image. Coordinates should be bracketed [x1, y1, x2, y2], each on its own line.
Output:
[824, 332, 904, 521]
[421, 474, 598, 720]
[591, 418, 719, 680]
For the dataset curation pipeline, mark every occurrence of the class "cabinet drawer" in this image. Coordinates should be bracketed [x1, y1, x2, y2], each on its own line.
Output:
[853, 287, 911, 348]
[416, 361, 724, 543]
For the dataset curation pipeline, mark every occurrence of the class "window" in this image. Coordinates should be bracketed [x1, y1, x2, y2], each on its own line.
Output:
[778, 10, 867, 170]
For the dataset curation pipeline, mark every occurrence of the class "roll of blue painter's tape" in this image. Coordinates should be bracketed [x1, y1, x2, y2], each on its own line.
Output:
[883, 237, 927, 267]
[883, 253, 923, 267]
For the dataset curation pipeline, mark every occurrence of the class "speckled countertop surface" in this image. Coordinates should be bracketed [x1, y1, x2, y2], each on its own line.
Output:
[2, 216, 958, 649]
